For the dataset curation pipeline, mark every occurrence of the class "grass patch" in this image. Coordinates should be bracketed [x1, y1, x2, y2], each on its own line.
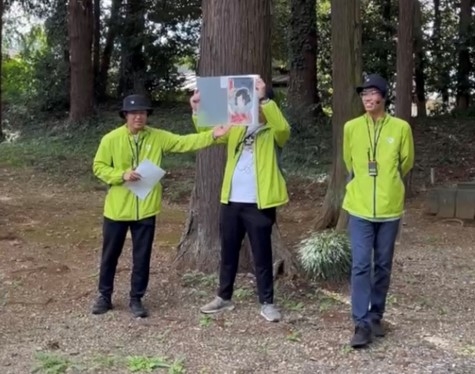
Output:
[32, 352, 74, 374]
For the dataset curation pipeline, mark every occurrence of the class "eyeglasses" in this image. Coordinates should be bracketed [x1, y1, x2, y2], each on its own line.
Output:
[360, 90, 380, 97]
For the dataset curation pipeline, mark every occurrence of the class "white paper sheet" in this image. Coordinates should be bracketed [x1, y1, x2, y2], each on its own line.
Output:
[124, 159, 166, 200]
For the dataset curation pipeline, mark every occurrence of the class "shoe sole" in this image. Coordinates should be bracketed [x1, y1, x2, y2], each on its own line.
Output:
[200, 305, 235, 314]
[260, 310, 281, 322]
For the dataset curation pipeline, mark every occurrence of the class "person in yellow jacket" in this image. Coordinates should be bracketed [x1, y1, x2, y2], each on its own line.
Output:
[343, 74, 415, 348]
[91, 94, 231, 318]
[190, 77, 290, 322]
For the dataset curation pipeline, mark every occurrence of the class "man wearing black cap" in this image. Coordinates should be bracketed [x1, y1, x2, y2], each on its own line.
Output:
[91, 94, 231, 318]
[342, 74, 414, 347]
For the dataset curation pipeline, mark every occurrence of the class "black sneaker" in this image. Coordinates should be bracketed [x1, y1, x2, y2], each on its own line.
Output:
[92, 295, 113, 315]
[350, 326, 372, 348]
[130, 299, 148, 318]
[371, 320, 385, 337]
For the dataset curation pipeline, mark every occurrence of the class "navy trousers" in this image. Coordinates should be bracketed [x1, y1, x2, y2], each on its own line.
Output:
[348, 215, 400, 328]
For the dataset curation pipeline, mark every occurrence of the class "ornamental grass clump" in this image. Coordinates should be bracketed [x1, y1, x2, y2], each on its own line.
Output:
[297, 229, 351, 281]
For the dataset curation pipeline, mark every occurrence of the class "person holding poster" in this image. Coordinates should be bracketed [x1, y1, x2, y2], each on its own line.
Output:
[190, 77, 291, 322]
[91, 94, 231, 318]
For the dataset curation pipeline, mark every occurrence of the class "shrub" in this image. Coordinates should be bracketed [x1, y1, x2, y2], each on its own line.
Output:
[297, 229, 351, 281]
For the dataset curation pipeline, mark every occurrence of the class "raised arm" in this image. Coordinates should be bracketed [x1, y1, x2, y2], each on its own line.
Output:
[261, 100, 290, 147]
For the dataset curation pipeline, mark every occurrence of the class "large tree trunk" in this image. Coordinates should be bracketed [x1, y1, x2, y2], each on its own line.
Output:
[396, 0, 415, 196]
[314, 0, 363, 231]
[287, 0, 321, 133]
[175, 0, 297, 276]
[93, 0, 100, 98]
[0, 0, 4, 142]
[456, 0, 471, 110]
[97, 0, 122, 101]
[413, 0, 426, 118]
[68, 0, 94, 122]
[118, 2, 146, 97]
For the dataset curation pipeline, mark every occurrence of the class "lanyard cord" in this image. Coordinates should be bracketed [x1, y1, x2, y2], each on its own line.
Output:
[366, 115, 388, 161]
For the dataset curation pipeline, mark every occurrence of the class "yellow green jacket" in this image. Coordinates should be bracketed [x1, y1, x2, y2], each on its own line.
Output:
[342, 113, 415, 219]
[194, 100, 290, 209]
[93, 125, 216, 221]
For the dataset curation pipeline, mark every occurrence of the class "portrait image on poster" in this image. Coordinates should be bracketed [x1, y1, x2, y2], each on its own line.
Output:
[227, 76, 256, 125]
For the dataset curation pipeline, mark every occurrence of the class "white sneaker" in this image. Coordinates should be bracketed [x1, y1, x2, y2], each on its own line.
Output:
[260, 303, 281, 322]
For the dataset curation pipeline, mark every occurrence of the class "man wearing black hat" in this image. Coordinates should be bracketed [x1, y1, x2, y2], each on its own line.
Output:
[342, 74, 415, 347]
[91, 94, 231, 318]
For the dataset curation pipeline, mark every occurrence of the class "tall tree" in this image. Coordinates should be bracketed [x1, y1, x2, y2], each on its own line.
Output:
[314, 0, 363, 230]
[287, 0, 321, 131]
[396, 0, 415, 195]
[97, 0, 122, 101]
[413, 0, 426, 117]
[93, 0, 100, 96]
[118, 1, 146, 96]
[175, 0, 296, 276]
[0, 0, 4, 142]
[395, 0, 415, 121]
[68, 0, 94, 122]
[456, 0, 472, 109]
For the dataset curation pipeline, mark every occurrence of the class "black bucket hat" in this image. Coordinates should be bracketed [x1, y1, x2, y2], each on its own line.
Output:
[119, 94, 153, 118]
[356, 74, 388, 98]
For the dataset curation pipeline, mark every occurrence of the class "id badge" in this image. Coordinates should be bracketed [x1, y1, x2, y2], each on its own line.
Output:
[368, 161, 378, 176]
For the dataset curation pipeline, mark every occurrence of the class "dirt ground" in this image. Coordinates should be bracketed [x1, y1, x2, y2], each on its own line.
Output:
[1, 165, 475, 374]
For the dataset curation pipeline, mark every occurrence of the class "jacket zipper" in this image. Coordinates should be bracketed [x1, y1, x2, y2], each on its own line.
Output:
[135, 138, 140, 220]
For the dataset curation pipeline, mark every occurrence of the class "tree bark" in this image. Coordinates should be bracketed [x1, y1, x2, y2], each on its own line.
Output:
[287, 0, 321, 132]
[68, 0, 94, 122]
[93, 0, 100, 98]
[175, 0, 297, 276]
[0, 0, 4, 142]
[432, 0, 449, 106]
[314, 0, 363, 231]
[97, 0, 122, 101]
[396, 0, 415, 196]
[456, 0, 472, 109]
[118, 1, 146, 97]
[413, 0, 426, 117]
[395, 0, 415, 121]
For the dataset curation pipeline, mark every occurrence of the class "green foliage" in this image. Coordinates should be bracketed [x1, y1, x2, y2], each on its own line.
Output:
[298, 230, 351, 281]
[126, 355, 185, 373]
[32, 353, 72, 374]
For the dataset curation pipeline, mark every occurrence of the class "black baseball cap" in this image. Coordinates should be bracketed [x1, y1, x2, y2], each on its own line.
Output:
[119, 94, 153, 118]
[356, 74, 388, 98]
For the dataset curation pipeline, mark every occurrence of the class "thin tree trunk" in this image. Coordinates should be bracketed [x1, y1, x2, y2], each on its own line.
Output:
[314, 0, 363, 231]
[68, 0, 94, 122]
[175, 0, 297, 276]
[287, 0, 321, 132]
[432, 0, 449, 106]
[413, 0, 426, 117]
[456, 0, 471, 109]
[395, 0, 415, 121]
[93, 0, 100, 97]
[97, 0, 122, 101]
[396, 0, 415, 196]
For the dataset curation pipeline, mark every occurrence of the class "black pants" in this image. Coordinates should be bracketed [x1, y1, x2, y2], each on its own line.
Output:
[98, 216, 156, 300]
[218, 202, 276, 304]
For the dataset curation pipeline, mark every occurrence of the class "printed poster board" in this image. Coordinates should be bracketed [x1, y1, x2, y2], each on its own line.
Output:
[196, 74, 259, 127]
